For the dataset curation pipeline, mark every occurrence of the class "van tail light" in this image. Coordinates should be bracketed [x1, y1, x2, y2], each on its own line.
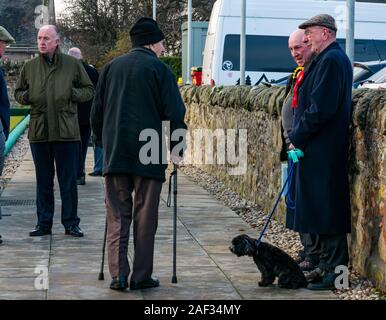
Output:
[210, 79, 216, 86]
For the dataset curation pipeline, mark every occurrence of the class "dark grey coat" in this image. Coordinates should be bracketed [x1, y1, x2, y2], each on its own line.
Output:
[90, 47, 186, 182]
[287, 42, 352, 234]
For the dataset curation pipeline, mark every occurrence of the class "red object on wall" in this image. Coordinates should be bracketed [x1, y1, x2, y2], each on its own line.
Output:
[191, 67, 202, 86]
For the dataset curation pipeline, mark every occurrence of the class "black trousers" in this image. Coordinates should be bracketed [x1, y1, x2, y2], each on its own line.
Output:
[77, 125, 91, 178]
[318, 234, 349, 272]
[30, 142, 80, 230]
[299, 233, 321, 263]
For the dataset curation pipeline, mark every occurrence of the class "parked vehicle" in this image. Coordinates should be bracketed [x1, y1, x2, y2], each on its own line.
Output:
[353, 60, 386, 88]
[359, 66, 386, 89]
[202, 0, 386, 86]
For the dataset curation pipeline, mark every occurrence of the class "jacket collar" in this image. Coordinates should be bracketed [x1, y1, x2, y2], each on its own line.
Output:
[305, 41, 340, 77]
[39, 46, 61, 66]
[313, 41, 340, 63]
[130, 46, 157, 58]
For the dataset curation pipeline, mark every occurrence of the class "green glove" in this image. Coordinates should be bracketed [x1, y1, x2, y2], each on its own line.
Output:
[287, 148, 304, 163]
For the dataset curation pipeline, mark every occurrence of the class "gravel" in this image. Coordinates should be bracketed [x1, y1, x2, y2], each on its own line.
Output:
[180, 165, 385, 300]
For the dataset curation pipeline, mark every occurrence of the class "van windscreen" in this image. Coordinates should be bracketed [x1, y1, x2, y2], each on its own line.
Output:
[222, 34, 295, 73]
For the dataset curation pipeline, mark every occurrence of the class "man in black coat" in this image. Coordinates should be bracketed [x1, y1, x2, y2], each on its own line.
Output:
[282, 29, 320, 272]
[91, 17, 186, 291]
[288, 14, 352, 290]
[67, 47, 99, 185]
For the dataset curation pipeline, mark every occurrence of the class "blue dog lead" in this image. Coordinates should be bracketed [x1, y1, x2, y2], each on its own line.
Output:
[254, 148, 304, 248]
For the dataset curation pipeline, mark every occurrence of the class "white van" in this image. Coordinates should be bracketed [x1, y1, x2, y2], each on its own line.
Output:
[202, 0, 386, 86]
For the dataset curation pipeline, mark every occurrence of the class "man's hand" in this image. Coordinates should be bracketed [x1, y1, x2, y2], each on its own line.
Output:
[171, 154, 183, 168]
[288, 143, 295, 150]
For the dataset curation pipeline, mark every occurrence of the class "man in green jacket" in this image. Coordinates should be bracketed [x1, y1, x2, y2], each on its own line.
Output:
[15, 25, 94, 237]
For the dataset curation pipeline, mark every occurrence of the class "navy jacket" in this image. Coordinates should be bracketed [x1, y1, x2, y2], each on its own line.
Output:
[91, 47, 187, 182]
[287, 42, 352, 234]
[0, 68, 10, 140]
[78, 62, 99, 126]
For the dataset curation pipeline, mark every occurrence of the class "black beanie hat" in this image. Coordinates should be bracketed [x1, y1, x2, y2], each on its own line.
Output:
[130, 17, 165, 47]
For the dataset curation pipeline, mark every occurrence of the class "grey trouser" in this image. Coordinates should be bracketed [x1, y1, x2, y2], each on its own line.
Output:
[105, 174, 162, 281]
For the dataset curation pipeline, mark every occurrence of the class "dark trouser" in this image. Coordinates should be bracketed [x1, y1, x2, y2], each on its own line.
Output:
[105, 174, 163, 281]
[318, 234, 349, 272]
[30, 142, 80, 230]
[77, 125, 91, 178]
[299, 233, 321, 263]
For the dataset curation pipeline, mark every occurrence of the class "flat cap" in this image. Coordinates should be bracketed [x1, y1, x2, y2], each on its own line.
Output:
[0, 26, 15, 44]
[299, 14, 337, 32]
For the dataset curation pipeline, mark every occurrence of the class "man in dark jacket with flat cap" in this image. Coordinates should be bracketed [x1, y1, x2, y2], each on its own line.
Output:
[0, 25, 15, 244]
[91, 17, 186, 291]
[288, 14, 352, 290]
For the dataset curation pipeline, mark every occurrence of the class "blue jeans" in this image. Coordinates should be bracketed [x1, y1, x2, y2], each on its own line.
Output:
[93, 145, 103, 173]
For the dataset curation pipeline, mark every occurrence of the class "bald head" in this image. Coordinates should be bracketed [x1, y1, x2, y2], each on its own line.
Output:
[68, 47, 83, 60]
[288, 29, 312, 67]
[38, 25, 60, 57]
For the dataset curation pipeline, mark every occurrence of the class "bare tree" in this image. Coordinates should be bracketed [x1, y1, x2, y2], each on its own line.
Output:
[57, 0, 216, 63]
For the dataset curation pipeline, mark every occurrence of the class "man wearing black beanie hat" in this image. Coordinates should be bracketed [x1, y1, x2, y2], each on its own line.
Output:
[91, 17, 186, 291]
[130, 17, 166, 48]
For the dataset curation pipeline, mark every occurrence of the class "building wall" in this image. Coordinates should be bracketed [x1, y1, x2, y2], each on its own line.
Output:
[0, 0, 43, 46]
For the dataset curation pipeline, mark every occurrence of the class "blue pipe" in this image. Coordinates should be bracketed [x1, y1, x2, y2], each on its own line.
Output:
[4, 115, 30, 156]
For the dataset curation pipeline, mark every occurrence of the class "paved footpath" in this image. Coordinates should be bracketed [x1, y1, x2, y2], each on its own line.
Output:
[0, 148, 335, 300]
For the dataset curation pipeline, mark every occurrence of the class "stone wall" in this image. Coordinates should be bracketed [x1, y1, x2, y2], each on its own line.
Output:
[181, 84, 386, 291]
[5, 76, 19, 107]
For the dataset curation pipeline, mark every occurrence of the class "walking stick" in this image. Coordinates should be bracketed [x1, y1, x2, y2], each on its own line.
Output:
[167, 164, 178, 283]
[172, 164, 178, 283]
[98, 216, 108, 280]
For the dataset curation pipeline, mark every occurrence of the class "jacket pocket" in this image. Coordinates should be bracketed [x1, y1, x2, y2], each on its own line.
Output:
[58, 110, 79, 139]
[28, 112, 47, 141]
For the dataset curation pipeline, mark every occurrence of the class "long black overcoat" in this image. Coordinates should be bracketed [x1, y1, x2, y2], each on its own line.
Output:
[287, 42, 352, 234]
[90, 47, 186, 182]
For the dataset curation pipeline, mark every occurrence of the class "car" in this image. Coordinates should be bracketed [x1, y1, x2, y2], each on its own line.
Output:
[359, 66, 386, 89]
[353, 60, 386, 88]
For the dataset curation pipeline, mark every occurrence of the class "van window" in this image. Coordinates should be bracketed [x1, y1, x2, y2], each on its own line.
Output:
[222, 35, 386, 73]
[222, 35, 296, 73]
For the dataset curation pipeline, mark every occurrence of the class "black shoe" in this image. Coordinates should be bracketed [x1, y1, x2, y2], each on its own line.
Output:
[130, 277, 160, 290]
[77, 176, 86, 185]
[304, 267, 325, 284]
[88, 171, 102, 177]
[65, 225, 84, 237]
[29, 226, 52, 237]
[307, 272, 337, 291]
[0, 234, 2, 244]
[110, 276, 129, 291]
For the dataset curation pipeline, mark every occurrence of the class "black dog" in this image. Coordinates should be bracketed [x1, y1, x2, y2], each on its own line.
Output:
[230, 234, 307, 289]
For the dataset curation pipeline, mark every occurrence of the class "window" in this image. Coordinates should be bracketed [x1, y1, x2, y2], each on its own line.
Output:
[222, 35, 386, 73]
[222, 35, 295, 72]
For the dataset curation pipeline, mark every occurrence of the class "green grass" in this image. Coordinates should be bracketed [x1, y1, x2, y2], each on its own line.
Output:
[10, 116, 25, 132]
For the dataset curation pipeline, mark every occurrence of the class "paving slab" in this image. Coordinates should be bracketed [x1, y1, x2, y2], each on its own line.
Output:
[0, 148, 336, 300]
